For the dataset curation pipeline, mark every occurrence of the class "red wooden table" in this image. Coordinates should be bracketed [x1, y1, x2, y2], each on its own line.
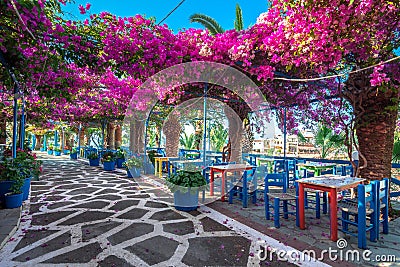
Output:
[297, 176, 365, 241]
[209, 164, 254, 201]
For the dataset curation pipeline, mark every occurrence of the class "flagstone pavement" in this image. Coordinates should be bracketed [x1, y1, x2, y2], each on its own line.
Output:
[0, 153, 399, 267]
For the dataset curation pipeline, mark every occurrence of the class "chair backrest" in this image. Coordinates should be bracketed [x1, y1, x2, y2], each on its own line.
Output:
[252, 165, 267, 186]
[264, 172, 288, 192]
[286, 160, 295, 172]
[274, 160, 285, 173]
[357, 182, 375, 212]
[372, 178, 389, 208]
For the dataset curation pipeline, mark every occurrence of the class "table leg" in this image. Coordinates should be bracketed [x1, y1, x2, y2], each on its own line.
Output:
[299, 184, 305, 229]
[159, 160, 163, 178]
[221, 171, 226, 201]
[243, 170, 248, 208]
[210, 168, 214, 196]
[154, 159, 158, 176]
[329, 188, 338, 241]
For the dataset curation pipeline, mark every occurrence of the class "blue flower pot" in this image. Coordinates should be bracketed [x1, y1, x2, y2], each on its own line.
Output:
[5, 192, 23, 209]
[63, 149, 70, 155]
[116, 158, 125, 168]
[0, 180, 14, 206]
[127, 170, 133, 178]
[22, 177, 31, 201]
[70, 153, 78, 160]
[54, 151, 61, 156]
[103, 161, 116, 171]
[128, 167, 140, 178]
[89, 158, 100, 166]
[47, 150, 53, 155]
[173, 189, 199, 211]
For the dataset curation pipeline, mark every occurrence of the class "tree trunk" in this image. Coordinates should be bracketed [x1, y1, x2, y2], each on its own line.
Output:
[79, 127, 85, 147]
[35, 135, 42, 150]
[163, 113, 180, 157]
[346, 71, 399, 181]
[106, 122, 116, 150]
[115, 125, 122, 149]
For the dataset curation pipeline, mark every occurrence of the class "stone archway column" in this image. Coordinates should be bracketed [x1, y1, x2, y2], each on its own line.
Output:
[129, 119, 145, 154]
[163, 113, 180, 157]
[224, 106, 243, 163]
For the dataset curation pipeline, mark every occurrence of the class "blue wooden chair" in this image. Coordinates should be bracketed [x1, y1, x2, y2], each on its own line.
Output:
[228, 166, 263, 208]
[294, 169, 328, 219]
[264, 172, 298, 228]
[373, 178, 389, 240]
[339, 182, 378, 249]
[273, 160, 286, 173]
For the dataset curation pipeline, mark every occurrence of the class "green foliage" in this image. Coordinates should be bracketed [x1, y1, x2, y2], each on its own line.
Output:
[234, 3, 244, 31]
[115, 148, 125, 159]
[0, 149, 42, 194]
[392, 131, 400, 163]
[87, 152, 99, 159]
[123, 157, 143, 168]
[179, 132, 196, 150]
[314, 125, 345, 159]
[101, 151, 115, 162]
[189, 14, 225, 35]
[54, 147, 61, 152]
[165, 165, 207, 194]
[210, 123, 228, 151]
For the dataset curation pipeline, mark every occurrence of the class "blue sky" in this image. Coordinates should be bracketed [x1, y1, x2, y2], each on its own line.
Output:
[62, 0, 269, 32]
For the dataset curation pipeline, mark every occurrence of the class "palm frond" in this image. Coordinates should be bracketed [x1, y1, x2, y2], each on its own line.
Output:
[189, 13, 224, 35]
[234, 3, 244, 31]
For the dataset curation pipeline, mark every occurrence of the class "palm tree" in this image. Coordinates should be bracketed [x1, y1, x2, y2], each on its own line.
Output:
[210, 122, 228, 151]
[179, 132, 196, 150]
[189, 3, 244, 35]
[392, 131, 400, 163]
[314, 125, 345, 159]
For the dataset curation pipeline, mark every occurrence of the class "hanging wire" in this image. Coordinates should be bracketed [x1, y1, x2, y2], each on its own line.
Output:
[157, 0, 186, 25]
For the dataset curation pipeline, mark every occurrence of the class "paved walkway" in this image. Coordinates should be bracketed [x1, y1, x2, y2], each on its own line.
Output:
[0, 153, 399, 266]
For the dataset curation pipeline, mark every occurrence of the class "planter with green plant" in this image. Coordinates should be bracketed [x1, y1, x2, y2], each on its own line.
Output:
[123, 156, 143, 178]
[87, 152, 100, 166]
[165, 165, 207, 211]
[70, 148, 78, 160]
[0, 149, 41, 208]
[101, 151, 116, 171]
[115, 149, 125, 168]
[54, 147, 62, 156]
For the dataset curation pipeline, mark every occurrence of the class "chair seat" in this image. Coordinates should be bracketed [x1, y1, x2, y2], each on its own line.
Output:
[338, 201, 374, 215]
[235, 182, 257, 192]
[267, 192, 297, 201]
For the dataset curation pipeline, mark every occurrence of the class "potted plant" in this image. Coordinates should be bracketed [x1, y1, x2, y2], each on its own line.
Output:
[48, 145, 54, 155]
[54, 147, 62, 156]
[115, 148, 125, 168]
[101, 151, 116, 171]
[70, 148, 78, 160]
[4, 172, 24, 209]
[87, 152, 100, 166]
[0, 149, 40, 208]
[123, 156, 143, 178]
[165, 165, 207, 211]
